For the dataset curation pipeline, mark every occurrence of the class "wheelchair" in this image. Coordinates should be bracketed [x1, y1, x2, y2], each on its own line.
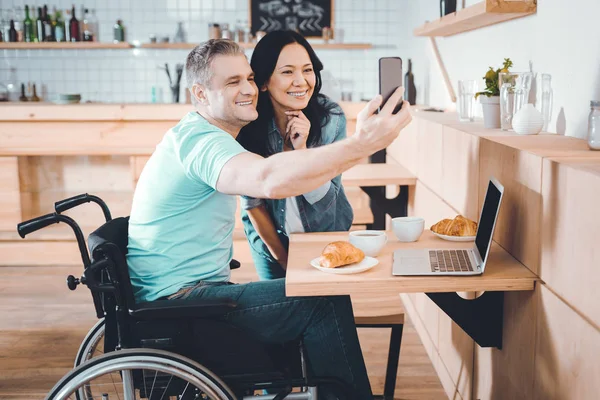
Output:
[18, 194, 351, 400]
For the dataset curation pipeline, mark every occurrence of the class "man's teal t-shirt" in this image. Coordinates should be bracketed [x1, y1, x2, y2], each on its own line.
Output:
[126, 111, 246, 302]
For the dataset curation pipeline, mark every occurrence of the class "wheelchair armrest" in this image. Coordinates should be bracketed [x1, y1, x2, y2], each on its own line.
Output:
[131, 298, 237, 320]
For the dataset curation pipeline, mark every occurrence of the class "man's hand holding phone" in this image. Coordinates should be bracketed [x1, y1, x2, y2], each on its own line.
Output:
[353, 86, 411, 155]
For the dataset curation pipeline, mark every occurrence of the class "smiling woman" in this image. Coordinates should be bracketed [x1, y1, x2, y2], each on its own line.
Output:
[237, 30, 353, 280]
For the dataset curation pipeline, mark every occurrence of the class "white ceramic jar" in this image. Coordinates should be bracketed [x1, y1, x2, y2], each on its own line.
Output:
[512, 103, 544, 135]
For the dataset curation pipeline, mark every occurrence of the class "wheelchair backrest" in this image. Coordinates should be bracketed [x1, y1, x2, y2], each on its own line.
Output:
[87, 216, 137, 311]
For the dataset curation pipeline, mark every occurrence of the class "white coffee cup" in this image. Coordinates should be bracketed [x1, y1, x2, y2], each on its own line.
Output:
[391, 216, 425, 242]
[349, 230, 388, 257]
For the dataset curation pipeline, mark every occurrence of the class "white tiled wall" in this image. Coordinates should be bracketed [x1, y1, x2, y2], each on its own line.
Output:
[1, 0, 404, 104]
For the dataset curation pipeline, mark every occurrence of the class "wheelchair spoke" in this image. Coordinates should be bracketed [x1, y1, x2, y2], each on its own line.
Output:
[147, 370, 158, 400]
[157, 373, 173, 400]
[180, 382, 191, 399]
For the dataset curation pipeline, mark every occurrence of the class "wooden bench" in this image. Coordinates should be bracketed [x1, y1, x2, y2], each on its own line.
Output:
[353, 297, 405, 400]
[343, 163, 417, 230]
[342, 163, 417, 187]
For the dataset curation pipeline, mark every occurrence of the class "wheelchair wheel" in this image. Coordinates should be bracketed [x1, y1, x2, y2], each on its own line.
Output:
[47, 348, 236, 400]
[74, 318, 105, 368]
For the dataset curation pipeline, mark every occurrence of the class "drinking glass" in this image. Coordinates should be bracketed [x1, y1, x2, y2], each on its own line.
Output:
[458, 80, 477, 122]
[540, 73, 553, 131]
[499, 72, 533, 130]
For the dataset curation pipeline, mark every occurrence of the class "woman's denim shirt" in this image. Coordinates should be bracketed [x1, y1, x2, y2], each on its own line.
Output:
[241, 100, 354, 267]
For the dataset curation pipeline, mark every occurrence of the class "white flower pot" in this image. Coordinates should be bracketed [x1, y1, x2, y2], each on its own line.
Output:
[480, 96, 500, 129]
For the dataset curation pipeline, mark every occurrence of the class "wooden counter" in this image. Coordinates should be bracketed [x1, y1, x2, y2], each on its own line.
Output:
[0, 102, 369, 263]
[387, 111, 600, 400]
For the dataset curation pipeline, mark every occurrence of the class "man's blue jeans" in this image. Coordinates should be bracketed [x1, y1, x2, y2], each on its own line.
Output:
[169, 278, 373, 399]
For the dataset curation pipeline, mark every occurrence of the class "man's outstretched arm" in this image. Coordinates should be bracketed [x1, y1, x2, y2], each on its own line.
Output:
[217, 88, 411, 199]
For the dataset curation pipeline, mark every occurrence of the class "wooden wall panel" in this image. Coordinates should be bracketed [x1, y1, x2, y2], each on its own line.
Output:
[406, 180, 474, 399]
[387, 116, 420, 174]
[0, 121, 170, 155]
[17, 156, 134, 233]
[473, 288, 538, 399]
[479, 139, 542, 274]
[437, 311, 473, 400]
[401, 293, 471, 400]
[0, 157, 22, 231]
[417, 119, 443, 196]
[409, 180, 458, 229]
[540, 158, 600, 327]
[533, 284, 600, 400]
[441, 127, 480, 221]
[130, 156, 151, 184]
[0, 241, 81, 266]
[19, 156, 133, 193]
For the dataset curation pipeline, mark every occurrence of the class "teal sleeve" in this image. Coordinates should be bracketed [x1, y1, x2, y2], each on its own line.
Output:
[183, 131, 247, 189]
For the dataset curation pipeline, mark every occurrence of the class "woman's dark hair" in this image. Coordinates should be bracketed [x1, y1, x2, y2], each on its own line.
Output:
[237, 30, 341, 157]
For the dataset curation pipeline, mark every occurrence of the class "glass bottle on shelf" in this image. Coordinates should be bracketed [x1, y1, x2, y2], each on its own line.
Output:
[234, 20, 244, 43]
[54, 8, 65, 42]
[6, 67, 19, 101]
[23, 5, 34, 42]
[540, 73, 553, 132]
[0, 83, 7, 102]
[42, 5, 53, 41]
[587, 101, 600, 150]
[69, 5, 80, 42]
[8, 20, 17, 42]
[89, 9, 99, 42]
[31, 84, 41, 102]
[174, 21, 186, 43]
[113, 20, 125, 43]
[64, 9, 71, 42]
[82, 9, 93, 41]
[12, 7, 23, 42]
[19, 83, 28, 101]
[404, 59, 417, 105]
[1, 12, 9, 42]
[35, 7, 44, 42]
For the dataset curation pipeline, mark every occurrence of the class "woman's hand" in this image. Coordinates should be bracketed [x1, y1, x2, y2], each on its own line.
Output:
[284, 110, 311, 150]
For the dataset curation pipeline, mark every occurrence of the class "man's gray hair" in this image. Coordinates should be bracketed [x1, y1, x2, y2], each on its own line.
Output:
[185, 39, 245, 91]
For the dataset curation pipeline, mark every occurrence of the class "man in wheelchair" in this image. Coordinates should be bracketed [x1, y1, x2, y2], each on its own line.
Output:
[125, 39, 411, 399]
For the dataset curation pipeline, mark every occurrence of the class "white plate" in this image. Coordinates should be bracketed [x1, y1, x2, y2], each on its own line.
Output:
[432, 232, 476, 242]
[310, 256, 379, 274]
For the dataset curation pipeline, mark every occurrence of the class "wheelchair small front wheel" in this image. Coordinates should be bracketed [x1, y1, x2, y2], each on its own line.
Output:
[47, 348, 236, 400]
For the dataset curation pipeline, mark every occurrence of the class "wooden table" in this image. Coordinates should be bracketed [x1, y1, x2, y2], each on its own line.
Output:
[342, 160, 417, 230]
[285, 230, 538, 349]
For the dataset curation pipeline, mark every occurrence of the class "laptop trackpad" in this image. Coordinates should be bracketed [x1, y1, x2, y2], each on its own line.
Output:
[393, 249, 431, 275]
[401, 257, 430, 271]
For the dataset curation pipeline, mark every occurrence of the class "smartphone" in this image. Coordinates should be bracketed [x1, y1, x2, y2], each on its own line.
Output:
[379, 57, 403, 114]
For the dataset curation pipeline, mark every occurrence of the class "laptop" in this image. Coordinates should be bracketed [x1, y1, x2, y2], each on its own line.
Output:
[392, 177, 504, 276]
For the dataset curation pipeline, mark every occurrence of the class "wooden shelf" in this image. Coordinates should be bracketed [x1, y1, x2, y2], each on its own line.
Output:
[139, 42, 372, 50]
[414, 0, 536, 37]
[0, 41, 372, 50]
[0, 42, 132, 49]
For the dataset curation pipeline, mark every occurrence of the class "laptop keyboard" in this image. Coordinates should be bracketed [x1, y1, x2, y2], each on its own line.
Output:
[429, 250, 474, 272]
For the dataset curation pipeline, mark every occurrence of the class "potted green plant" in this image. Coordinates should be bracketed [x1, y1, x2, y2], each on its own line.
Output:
[475, 58, 513, 129]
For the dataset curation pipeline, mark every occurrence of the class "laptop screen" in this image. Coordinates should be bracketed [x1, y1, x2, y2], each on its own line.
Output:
[475, 179, 503, 263]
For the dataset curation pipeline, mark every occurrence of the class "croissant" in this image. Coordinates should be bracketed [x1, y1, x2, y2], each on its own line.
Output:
[431, 215, 477, 236]
[319, 241, 365, 268]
